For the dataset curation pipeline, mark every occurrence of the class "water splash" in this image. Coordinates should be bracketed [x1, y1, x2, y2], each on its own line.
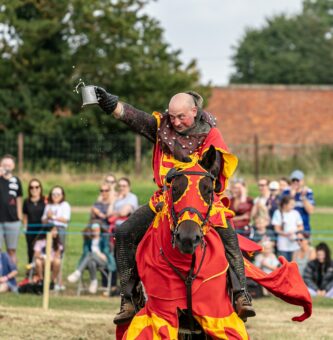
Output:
[74, 78, 85, 94]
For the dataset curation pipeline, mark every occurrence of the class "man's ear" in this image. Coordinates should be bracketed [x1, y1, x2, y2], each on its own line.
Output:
[199, 145, 216, 173]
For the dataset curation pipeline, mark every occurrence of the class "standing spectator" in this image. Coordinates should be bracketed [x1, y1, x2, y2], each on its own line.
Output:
[91, 183, 114, 229]
[23, 179, 46, 264]
[279, 177, 290, 194]
[229, 179, 253, 237]
[292, 232, 316, 276]
[283, 170, 314, 236]
[251, 178, 270, 221]
[42, 186, 71, 250]
[267, 181, 280, 219]
[0, 249, 18, 293]
[0, 154, 23, 264]
[33, 225, 63, 289]
[303, 242, 333, 298]
[272, 195, 303, 261]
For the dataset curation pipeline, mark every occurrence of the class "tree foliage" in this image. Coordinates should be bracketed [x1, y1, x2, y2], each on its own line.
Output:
[0, 0, 209, 152]
[230, 0, 333, 84]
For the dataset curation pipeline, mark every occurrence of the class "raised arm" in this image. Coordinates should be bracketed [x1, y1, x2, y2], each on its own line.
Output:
[95, 87, 157, 143]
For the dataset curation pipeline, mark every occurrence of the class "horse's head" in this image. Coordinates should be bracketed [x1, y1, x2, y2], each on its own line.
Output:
[166, 146, 219, 254]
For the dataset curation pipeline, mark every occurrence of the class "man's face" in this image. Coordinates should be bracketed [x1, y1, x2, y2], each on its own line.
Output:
[1, 158, 15, 173]
[258, 180, 268, 195]
[291, 178, 303, 191]
[168, 95, 197, 132]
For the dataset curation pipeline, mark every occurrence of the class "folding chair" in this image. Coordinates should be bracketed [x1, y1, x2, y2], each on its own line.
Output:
[77, 266, 112, 296]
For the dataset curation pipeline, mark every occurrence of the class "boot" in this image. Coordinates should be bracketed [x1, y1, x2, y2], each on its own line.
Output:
[113, 295, 136, 325]
[234, 289, 256, 322]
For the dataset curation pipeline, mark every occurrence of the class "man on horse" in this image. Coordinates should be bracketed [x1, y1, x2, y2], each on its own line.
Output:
[94, 87, 255, 325]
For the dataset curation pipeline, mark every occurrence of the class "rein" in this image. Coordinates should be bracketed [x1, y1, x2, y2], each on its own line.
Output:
[160, 167, 215, 335]
[160, 243, 207, 333]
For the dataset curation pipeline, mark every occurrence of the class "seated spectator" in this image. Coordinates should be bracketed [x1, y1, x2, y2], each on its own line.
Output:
[292, 232, 316, 276]
[254, 241, 279, 274]
[91, 183, 114, 229]
[67, 220, 116, 294]
[303, 242, 333, 298]
[229, 179, 253, 237]
[108, 177, 139, 229]
[267, 181, 280, 219]
[0, 250, 18, 293]
[42, 186, 71, 250]
[250, 216, 276, 244]
[33, 225, 63, 289]
[251, 178, 270, 222]
[272, 195, 303, 261]
[23, 178, 46, 265]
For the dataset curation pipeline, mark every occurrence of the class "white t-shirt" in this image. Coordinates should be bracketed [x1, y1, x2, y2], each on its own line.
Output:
[114, 193, 138, 213]
[42, 201, 71, 228]
[271, 209, 303, 252]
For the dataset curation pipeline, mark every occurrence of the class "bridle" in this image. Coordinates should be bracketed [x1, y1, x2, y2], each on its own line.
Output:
[165, 167, 216, 247]
[161, 167, 217, 334]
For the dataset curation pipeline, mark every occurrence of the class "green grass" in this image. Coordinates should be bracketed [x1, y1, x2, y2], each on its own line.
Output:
[19, 174, 333, 207]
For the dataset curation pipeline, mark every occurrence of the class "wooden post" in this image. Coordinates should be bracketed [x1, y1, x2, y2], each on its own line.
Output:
[17, 132, 24, 176]
[43, 231, 52, 311]
[135, 135, 142, 175]
[254, 134, 259, 181]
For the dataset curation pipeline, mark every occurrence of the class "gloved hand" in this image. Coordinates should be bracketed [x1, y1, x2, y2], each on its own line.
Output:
[95, 86, 119, 114]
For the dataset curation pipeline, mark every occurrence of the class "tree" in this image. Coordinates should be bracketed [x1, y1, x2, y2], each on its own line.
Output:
[0, 1, 209, 164]
[230, 5, 333, 84]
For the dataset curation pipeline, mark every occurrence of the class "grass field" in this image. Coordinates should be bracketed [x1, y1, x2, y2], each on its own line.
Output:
[1, 174, 332, 339]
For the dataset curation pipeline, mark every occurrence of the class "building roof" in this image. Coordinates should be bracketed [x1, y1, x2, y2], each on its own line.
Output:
[205, 85, 333, 145]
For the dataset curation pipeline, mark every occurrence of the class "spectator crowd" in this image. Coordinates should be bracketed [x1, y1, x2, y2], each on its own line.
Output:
[229, 169, 333, 299]
[0, 154, 138, 296]
[0, 153, 332, 300]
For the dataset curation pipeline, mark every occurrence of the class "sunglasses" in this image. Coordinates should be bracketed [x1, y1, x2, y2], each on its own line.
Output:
[52, 192, 62, 196]
[30, 185, 40, 189]
[100, 189, 110, 192]
[291, 179, 300, 183]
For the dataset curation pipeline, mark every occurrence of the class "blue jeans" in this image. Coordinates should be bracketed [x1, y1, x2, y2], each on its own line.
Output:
[279, 251, 293, 262]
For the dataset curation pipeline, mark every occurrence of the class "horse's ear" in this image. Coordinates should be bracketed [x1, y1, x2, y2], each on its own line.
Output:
[199, 145, 217, 173]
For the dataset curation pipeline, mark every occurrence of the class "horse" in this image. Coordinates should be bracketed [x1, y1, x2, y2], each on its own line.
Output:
[122, 146, 248, 340]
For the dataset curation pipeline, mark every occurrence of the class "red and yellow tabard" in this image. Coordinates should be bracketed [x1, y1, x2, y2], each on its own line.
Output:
[149, 111, 238, 212]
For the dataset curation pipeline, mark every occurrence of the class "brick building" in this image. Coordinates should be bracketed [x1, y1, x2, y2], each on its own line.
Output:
[206, 85, 333, 146]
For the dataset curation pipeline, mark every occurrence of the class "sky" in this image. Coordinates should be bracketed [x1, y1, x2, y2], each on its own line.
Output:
[145, 0, 303, 85]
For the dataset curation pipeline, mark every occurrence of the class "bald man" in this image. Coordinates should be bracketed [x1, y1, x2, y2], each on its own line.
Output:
[94, 87, 255, 325]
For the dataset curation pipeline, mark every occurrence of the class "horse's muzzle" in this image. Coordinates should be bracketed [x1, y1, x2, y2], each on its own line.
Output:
[174, 220, 202, 254]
